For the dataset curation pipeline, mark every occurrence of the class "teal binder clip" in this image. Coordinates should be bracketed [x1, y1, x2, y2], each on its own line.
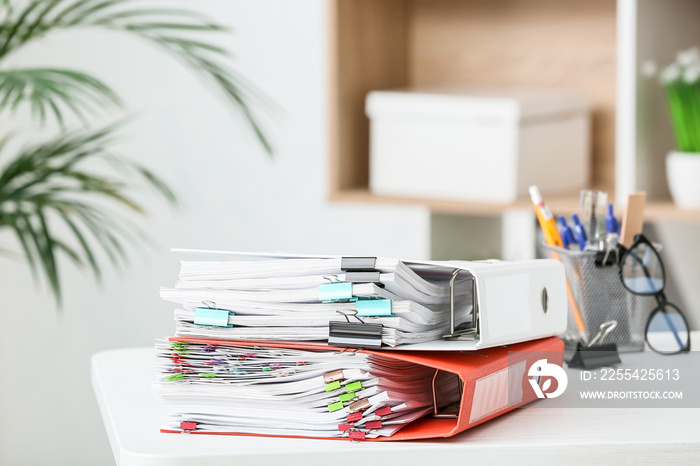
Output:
[194, 306, 233, 327]
[356, 298, 393, 317]
[319, 276, 354, 302]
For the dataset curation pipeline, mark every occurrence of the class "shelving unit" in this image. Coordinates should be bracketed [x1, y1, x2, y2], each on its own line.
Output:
[328, 0, 700, 223]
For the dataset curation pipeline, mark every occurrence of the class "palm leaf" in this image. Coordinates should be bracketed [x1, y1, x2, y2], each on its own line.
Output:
[0, 68, 121, 126]
[0, 123, 175, 306]
[0, 0, 274, 153]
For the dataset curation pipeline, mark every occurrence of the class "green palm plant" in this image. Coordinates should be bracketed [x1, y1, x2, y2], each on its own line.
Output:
[0, 0, 272, 305]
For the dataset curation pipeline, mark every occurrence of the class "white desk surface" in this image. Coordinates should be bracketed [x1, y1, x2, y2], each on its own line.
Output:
[92, 347, 700, 466]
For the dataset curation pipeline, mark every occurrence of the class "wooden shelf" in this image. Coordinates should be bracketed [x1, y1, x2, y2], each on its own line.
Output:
[329, 0, 616, 203]
[331, 188, 700, 223]
[328, 0, 700, 224]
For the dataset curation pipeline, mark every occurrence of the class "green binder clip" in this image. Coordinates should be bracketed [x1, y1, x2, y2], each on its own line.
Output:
[345, 380, 363, 393]
[356, 298, 393, 317]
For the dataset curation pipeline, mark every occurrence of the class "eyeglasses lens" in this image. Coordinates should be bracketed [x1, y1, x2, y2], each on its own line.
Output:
[621, 242, 664, 294]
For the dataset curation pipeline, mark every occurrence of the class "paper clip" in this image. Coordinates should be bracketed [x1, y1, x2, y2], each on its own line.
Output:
[170, 357, 190, 366]
[171, 342, 188, 354]
[201, 344, 217, 353]
[356, 298, 393, 317]
[274, 368, 296, 377]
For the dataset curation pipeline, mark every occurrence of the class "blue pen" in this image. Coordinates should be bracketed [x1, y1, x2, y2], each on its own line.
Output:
[606, 203, 620, 234]
[558, 216, 575, 250]
[572, 214, 587, 250]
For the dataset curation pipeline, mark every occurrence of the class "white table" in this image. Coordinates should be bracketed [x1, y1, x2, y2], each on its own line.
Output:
[92, 347, 700, 465]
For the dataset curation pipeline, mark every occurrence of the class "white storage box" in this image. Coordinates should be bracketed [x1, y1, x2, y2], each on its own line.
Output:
[366, 89, 591, 204]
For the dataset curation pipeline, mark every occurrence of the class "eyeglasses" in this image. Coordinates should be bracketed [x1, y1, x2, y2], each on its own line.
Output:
[616, 234, 690, 354]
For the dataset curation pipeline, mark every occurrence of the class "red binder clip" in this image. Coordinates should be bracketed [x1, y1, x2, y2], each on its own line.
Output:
[180, 421, 197, 432]
[346, 412, 363, 423]
[338, 423, 354, 431]
[375, 407, 392, 417]
[365, 420, 382, 429]
[349, 430, 366, 440]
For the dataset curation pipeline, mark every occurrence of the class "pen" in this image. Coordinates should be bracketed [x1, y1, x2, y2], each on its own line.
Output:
[571, 214, 587, 251]
[605, 203, 620, 249]
[529, 186, 563, 248]
[558, 216, 576, 250]
[606, 203, 620, 234]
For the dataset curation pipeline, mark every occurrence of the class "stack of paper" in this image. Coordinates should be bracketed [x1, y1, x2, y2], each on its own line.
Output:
[159, 254, 474, 347]
[154, 339, 455, 439]
[153, 250, 567, 441]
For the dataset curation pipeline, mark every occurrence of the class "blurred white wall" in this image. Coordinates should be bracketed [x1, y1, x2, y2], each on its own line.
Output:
[0, 2, 430, 464]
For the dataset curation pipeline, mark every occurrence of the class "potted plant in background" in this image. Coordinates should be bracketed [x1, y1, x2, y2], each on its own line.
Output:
[651, 47, 700, 210]
[0, 0, 271, 305]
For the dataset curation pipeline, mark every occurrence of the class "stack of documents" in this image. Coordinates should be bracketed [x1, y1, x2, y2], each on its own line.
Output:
[154, 339, 449, 439]
[159, 253, 474, 347]
[154, 250, 568, 441]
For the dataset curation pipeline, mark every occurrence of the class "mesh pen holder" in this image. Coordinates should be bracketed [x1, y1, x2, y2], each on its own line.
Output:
[542, 244, 657, 352]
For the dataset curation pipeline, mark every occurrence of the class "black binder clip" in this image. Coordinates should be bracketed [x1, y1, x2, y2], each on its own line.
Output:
[328, 309, 383, 349]
[595, 245, 619, 267]
[341, 257, 384, 288]
[340, 257, 376, 272]
[568, 321, 622, 370]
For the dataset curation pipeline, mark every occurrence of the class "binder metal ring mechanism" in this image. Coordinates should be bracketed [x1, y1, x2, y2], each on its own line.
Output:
[327, 256, 567, 352]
